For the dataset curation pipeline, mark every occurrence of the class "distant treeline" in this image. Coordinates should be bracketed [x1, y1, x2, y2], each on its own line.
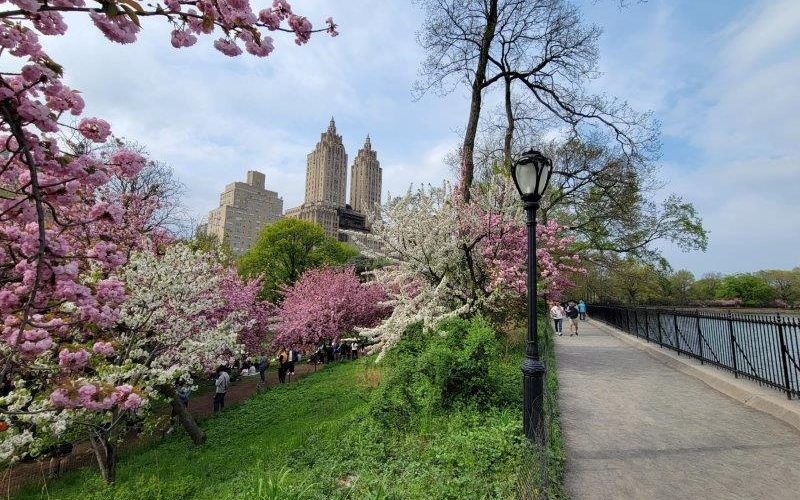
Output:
[576, 259, 800, 308]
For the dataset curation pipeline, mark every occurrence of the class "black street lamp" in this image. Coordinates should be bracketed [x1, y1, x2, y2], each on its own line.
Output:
[510, 149, 553, 443]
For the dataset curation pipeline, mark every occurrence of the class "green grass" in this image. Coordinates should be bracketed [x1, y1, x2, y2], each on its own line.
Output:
[17, 317, 567, 500]
[542, 319, 568, 499]
[18, 361, 371, 500]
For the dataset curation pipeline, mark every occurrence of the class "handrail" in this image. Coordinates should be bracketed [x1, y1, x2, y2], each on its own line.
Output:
[588, 304, 800, 400]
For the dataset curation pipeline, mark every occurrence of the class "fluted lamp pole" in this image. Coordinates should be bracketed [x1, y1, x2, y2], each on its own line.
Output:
[510, 149, 553, 443]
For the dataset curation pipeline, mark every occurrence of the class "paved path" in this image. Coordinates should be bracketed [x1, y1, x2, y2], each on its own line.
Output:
[556, 320, 800, 500]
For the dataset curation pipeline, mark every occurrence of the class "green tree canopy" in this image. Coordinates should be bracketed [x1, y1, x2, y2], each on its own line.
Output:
[666, 269, 695, 303]
[715, 274, 775, 307]
[238, 218, 357, 301]
[756, 269, 800, 305]
[688, 273, 722, 302]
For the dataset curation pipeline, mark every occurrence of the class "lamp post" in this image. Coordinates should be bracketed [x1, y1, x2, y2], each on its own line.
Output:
[510, 149, 553, 443]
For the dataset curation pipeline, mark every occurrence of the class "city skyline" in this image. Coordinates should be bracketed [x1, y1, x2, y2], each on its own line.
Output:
[38, 0, 800, 275]
[208, 118, 382, 251]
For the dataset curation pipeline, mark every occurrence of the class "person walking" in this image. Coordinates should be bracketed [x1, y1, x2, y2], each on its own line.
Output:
[257, 354, 269, 383]
[277, 348, 288, 384]
[577, 300, 587, 320]
[350, 340, 359, 360]
[287, 347, 299, 381]
[565, 301, 580, 336]
[213, 366, 230, 413]
[550, 301, 566, 336]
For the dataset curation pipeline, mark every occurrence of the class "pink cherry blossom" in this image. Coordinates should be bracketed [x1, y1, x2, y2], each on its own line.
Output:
[77, 117, 112, 142]
[88, 11, 139, 44]
[58, 348, 90, 370]
[273, 267, 390, 349]
[0, 0, 338, 469]
[326, 17, 338, 37]
[288, 14, 312, 45]
[110, 149, 146, 178]
[213, 38, 243, 56]
[120, 392, 143, 411]
[10, 0, 40, 13]
[92, 341, 115, 357]
[32, 11, 68, 35]
[170, 29, 197, 48]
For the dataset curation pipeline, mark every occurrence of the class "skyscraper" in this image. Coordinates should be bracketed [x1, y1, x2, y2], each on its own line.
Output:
[305, 117, 348, 206]
[286, 118, 381, 240]
[349, 135, 382, 216]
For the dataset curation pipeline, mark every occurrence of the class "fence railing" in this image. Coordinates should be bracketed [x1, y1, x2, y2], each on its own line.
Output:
[589, 305, 800, 400]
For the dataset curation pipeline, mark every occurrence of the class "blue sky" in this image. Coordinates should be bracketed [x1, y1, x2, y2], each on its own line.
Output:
[40, 0, 800, 276]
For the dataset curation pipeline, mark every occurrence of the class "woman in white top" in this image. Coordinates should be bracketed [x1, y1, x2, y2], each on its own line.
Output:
[550, 302, 566, 336]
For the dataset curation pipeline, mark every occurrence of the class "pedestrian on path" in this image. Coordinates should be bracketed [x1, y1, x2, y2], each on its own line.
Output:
[257, 354, 269, 383]
[278, 348, 288, 384]
[577, 300, 587, 320]
[550, 301, 566, 335]
[565, 301, 579, 336]
[287, 348, 299, 381]
[213, 366, 230, 413]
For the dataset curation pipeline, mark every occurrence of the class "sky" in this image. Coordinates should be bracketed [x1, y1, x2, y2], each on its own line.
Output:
[38, 0, 800, 276]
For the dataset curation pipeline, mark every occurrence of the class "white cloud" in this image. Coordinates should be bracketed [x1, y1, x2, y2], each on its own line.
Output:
[584, 0, 800, 274]
[662, 157, 800, 273]
[39, 2, 464, 224]
[33, 1, 799, 275]
[721, 0, 800, 68]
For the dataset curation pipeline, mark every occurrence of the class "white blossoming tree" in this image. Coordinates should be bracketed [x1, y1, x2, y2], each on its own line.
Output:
[1, 244, 249, 482]
[350, 173, 583, 359]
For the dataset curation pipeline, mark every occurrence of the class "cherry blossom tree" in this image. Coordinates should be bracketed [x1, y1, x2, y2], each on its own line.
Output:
[272, 266, 389, 349]
[214, 268, 273, 355]
[1, 245, 256, 482]
[1, 0, 335, 476]
[350, 173, 583, 359]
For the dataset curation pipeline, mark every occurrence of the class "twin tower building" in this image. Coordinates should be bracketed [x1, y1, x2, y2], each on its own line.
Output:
[206, 118, 382, 255]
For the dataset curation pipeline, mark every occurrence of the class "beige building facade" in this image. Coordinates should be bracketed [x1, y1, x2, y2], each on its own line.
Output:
[349, 135, 382, 216]
[206, 170, 283, 255]
[286, 118, 382, 241]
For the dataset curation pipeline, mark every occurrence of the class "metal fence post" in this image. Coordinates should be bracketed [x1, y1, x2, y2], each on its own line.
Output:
[644, 308, 650, 342]
[634, 309, 640, 337]
[696, 310, 704, 364]
[728, 312, 738, 378]
[673, 312, 680, 354]
[657, 310, 663, 347]
[777, 315, 793, 400]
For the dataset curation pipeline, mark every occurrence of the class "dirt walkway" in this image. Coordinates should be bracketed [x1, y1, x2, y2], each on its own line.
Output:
[556, 320, 800, 500]
[1, 363, 318, 495]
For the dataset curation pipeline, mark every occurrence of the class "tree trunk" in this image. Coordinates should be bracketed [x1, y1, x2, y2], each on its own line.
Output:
[503, 74, 515, 168]
[170, 392, 207, 445]
[461, 0, 499, 201]
[88, 430, 116, 484]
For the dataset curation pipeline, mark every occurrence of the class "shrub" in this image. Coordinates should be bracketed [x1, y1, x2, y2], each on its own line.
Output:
[370, 316, 511, 429]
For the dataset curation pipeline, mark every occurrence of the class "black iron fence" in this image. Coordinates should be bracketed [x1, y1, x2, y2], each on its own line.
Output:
[589, 305, 800, 400]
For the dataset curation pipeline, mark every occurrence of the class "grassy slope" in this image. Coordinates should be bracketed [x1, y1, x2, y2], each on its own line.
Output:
[17, 318, 566, 500]
[18, 361, 371, 500]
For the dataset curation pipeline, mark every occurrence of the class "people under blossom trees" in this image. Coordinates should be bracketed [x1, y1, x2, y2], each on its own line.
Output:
[0, 0, 335, 476]
[272, 266, 390, 350]
[349, 173, 584, 360]
[1, 244, 266, 482]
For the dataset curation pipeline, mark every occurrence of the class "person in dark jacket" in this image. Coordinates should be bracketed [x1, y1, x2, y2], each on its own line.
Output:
[565, 301, 580, 336]
[277, 348, 288, 384]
